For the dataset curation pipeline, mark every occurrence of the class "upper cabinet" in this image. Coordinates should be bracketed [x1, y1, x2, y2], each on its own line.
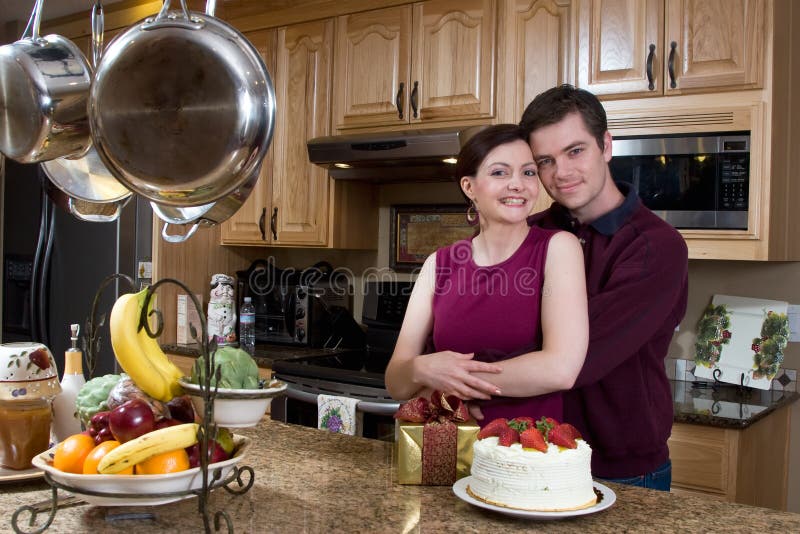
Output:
[221, 23, 377, 249]
[576, 0, 766, 99]
[333, 0, 497, 131]
[496, 0, 574, 215]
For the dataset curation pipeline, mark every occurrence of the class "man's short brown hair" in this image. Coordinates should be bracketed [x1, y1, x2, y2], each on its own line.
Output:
[519, 84, 608, 150]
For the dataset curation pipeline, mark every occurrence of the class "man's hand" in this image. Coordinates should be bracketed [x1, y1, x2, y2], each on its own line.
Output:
[467, 402, 485, 421]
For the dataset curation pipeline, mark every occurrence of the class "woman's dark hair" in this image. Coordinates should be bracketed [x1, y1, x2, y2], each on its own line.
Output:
[455, 124, 528, 182]
[519, 84, 608, 150]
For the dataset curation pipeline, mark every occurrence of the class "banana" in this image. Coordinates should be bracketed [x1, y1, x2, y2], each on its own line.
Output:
[97, 423, 199, 474]
[135, 291, 185, 399]
[110, 289, 186, 401]
[110, 291, 171, 401]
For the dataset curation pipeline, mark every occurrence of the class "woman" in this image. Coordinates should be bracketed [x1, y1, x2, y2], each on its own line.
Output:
[385, 124, 588, 423]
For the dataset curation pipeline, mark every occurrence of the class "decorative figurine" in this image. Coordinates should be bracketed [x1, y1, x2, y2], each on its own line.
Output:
[207, 274, 237, 346]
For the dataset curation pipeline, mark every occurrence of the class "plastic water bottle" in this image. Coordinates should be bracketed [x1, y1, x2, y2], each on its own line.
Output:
[239, 297, 256, 356]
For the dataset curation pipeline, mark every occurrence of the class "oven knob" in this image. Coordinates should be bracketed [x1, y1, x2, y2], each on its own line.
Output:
[295, 307, 305, 319]
[296, 288, 307, 300]
[296, 327, 305, 341]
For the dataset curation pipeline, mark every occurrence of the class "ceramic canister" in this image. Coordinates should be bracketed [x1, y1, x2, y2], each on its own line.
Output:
[0, 343, 62, 469]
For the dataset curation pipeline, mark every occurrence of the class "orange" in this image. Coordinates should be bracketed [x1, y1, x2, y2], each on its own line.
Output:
[134, 449, 190, 475]
[53, 433, 96, 474]
[82, 440, 134, 475]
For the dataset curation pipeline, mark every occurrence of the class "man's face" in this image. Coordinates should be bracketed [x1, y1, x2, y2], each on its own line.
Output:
[528, 112, 613, 222]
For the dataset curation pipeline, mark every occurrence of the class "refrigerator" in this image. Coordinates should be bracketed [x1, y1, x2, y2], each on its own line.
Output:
[1, 156, 153, 378]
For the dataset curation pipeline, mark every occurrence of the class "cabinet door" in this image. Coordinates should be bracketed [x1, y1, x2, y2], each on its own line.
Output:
[271, 20, 333, 246]
[576, 0, 664, 98]
[664, 0, 764, 94]
[334, 6, 412, 130]
[220, 29, 275, 245]
[411, 0, 497, 122]
[497, 0, 572, 215]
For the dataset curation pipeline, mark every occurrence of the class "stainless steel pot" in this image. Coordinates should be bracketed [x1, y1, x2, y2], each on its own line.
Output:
[152, 163, 262, 243]
[0, 0, 92, 163]
[44, 172, 131, 223]
[41, 1, 132, 216]
[88, 0, 276, 207]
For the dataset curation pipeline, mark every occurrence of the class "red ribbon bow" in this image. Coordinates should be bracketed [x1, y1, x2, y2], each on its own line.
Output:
[393, 391, 469, 424]
[394, 391, 470, 485]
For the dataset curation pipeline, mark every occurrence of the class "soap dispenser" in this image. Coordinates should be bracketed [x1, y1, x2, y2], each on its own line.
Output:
[52, 324, 86, 441]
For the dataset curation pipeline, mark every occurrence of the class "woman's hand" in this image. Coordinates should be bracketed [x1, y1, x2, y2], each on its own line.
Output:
[412, 351, 502, 400]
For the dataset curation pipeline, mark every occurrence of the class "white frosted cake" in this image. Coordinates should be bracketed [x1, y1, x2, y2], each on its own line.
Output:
[467, 417, 596, 512]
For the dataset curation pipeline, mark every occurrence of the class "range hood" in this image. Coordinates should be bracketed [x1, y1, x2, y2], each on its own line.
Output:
[307, 126, 486, 182]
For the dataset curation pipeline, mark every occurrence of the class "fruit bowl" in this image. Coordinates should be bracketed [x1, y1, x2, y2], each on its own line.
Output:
[178, 378, 287, 428]
[31, 435, 251, 506]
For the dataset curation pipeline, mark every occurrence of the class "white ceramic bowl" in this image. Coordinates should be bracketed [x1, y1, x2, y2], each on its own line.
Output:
[31, 435, 251, 506]
[179, 378, 287, 428]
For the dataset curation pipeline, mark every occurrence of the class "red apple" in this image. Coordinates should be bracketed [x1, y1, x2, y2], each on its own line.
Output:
[166, 396, 196, 424]
[108, 399, 155, 442]
[94, 426, 113, 445]
[154, 417, 182, 430]
[185, 441, 230, 468]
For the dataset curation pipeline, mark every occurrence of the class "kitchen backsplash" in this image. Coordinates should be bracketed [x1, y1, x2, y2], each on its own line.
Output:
[667, 357, 797, 392]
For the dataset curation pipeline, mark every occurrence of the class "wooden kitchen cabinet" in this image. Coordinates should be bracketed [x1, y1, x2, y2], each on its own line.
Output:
[496, 0, 574, 214]
[576, 0, 766, 99]
[333, 0, 496, 131]
[221, 24, 378, 249]
[668, 405, 791, 509]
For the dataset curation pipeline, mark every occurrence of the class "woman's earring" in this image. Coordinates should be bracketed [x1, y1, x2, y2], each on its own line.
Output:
[466, 202, 478, 224]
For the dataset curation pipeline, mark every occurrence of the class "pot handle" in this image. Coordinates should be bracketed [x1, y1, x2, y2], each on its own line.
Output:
[20, 0, 44, 40]
[91, 1, 104, 68]
[161, 222, 200, 243]
[68, 199, 122, 223]
[143, 0, 203, 30]
[206, 0, 217, 17]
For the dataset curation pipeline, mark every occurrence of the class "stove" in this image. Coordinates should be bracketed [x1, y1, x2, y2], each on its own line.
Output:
[270, 281, 413, 440]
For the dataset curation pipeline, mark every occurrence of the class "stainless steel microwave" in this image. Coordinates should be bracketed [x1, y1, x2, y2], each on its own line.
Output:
[609, 132, 750, 229]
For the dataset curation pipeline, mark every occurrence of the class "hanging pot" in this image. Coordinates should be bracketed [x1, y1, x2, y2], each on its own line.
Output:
[41, 1, 132, 213]
[88, 0, 276, 207]
[44, 171, 131, 223]
[152, 163, 262, 243]
[0, 0, 92, 163]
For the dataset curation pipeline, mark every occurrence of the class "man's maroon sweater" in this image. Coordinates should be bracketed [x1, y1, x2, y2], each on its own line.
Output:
[529, 184, 688, 478]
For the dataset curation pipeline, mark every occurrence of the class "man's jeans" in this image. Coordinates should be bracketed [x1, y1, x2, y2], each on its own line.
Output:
[598, 460, 672, 491]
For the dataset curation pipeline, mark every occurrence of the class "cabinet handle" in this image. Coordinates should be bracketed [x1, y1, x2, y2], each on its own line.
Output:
[259, 207, 266, 241]
[270, 207, 278, 240]
[668, 41, 677, 89]
[396, 82, 405, 119]
[410, 81, 419, 119]
[646, 43, 656, 90]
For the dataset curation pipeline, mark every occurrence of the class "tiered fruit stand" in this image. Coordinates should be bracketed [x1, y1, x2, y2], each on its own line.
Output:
[11, 275, 261, 534]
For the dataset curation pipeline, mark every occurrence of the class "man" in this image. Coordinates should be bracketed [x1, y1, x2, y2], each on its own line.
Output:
[519, 84, 688, 490]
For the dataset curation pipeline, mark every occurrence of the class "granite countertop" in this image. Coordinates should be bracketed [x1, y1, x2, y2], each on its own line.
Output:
[3, 419, 800, 533]
[671, 379, 799, 429]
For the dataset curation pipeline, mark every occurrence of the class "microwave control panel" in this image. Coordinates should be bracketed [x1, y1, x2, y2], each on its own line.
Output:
[719, 153, 749, 210]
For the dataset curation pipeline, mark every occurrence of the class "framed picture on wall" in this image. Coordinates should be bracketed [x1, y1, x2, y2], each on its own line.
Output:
[389, 204, 475, 272]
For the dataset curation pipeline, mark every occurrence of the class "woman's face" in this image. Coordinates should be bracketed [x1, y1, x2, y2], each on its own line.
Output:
[460, 139, 539, 226]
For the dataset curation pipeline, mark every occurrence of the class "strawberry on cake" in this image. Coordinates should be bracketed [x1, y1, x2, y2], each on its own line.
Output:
[467, 417, 596, 511]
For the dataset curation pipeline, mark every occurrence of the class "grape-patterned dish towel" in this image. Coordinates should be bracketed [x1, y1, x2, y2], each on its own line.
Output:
[318, 394, 360, 435]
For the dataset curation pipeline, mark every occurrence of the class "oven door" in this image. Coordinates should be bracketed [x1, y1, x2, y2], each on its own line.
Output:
[271, 376, 399, 441]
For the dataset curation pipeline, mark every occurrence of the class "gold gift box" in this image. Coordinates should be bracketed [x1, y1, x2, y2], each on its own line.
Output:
[395, 419, 479, 485]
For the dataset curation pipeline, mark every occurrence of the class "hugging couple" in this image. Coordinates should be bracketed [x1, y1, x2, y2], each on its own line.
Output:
[385, 84, 689, 492]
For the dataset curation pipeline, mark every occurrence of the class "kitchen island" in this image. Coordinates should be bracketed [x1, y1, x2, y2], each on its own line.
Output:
[3, 419, 800, 533]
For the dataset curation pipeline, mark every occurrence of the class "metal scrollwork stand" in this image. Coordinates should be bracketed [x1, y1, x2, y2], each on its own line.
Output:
[12, 275, 254, 534]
